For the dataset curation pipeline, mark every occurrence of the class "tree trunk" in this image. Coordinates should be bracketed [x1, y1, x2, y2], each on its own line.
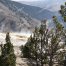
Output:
[49, 55, 53, 66]
[35, 38, 38, 66]
[41, 36, 43, 66]
[41, 61, 43, 66]
[35, 54, 38, 66]
[36, 60, 38, 66]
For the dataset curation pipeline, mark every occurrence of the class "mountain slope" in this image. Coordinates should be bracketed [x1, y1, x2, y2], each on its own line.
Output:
[0, 0, 56, 20]
[12, 1, 55, 20]
[0, 0, 40, 32]
[20, 0, 66, 12]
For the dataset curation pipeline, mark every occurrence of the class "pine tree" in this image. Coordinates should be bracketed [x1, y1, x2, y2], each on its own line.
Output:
[48, 16, 65, 66]
[21, 17, 66, 66]
[22, 27, 40, 66]
[39, 20, 48, 66]
[59, 2, 66, 22]
[21, 20, 48, 66]
[0, 33, 16, 66]
[33, 27, 40, 66]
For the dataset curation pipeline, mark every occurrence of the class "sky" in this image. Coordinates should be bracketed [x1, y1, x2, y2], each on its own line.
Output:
[12, 0, 66, 2]
[12, 0, 43, 2]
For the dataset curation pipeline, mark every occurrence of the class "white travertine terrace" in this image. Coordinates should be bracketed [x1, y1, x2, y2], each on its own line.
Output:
[0, 32, 31, 46]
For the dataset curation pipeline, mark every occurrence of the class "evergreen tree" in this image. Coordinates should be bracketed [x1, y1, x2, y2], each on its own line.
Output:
[22, 35, 34, 58]
[22, 27, 40, 66]
[21, 17, 66, 66]
[59, 2, 66, 22]
[21, 20, 48, 66]
[59, 2, 66, 66]
[49, 16, 65, 66]
[0, 33, 16, 66]
[39, 20, 48, 66]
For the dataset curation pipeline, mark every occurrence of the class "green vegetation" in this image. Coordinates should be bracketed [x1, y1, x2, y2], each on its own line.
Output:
[0, 33, 16, 66]
[21, 17, 66, 66]
[59, 2, 66, 22]
[21, 2, 66, 65]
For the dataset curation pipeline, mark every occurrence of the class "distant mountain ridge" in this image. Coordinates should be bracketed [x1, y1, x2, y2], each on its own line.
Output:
[0, 0, 40, 32]
[0, 0, 65, 32]
[20, 0, 66, 12]
[0, 0, 57, 20]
